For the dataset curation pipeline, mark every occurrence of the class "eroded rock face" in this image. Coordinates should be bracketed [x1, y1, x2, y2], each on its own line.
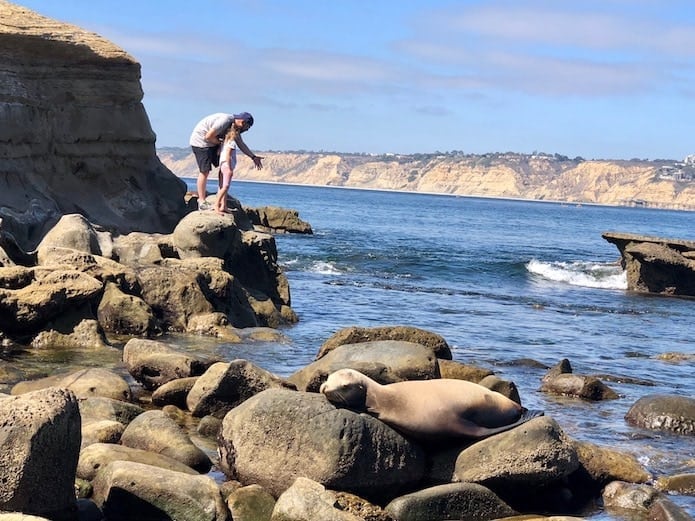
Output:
[0, 1, 187, 251]
[602, 232, 695, 296]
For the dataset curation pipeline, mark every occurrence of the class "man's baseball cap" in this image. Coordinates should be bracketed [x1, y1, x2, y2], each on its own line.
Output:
[234, 112, 254, 127]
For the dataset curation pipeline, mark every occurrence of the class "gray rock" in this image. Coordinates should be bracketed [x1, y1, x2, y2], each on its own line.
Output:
[219, 388, 425, 500]
[92, 461, 228, 521]
[97, 281, 156, 335]
[78, 396, 145, 425]
[11, 368, 131, 401]
[81, 419, 124, 449]
[187, 359, 294, 418]
[120, 410, 212, 473]
[0, 388, 81, 519]
[540, 359, 619, 401]
[288, 340, 440, 392]
[317, 325, 451, 360]
[453, 416, 579, 486]
[77, 442, 199, 480]
[123, 338, 216, 390]
[625, 394, 695, 435]
[270, 477, 363, 521]
[152, 376, 199, 408]
[384, 482, 517, 521]
[35, 214, 103, 261]
[603, 481, 693, 521]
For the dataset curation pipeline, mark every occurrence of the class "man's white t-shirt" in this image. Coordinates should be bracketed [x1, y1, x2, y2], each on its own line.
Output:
[189, 113, 234, 148]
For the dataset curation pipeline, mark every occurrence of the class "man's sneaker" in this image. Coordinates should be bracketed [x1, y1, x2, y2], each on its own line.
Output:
[198, 201, 211, 211]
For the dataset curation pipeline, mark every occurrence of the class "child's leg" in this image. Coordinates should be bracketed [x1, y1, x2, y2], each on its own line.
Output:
[216, 162, 233, 213]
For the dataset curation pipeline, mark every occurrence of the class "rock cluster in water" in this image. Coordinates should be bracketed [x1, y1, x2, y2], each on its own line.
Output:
[1, 326, 694, 520]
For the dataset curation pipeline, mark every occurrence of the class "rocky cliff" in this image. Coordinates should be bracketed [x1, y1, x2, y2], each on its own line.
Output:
[160, 148, 695, 211]
[0, 1, 187, 251]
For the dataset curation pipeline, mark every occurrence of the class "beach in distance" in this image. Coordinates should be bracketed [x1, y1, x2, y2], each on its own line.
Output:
[160, 148, 695, 211]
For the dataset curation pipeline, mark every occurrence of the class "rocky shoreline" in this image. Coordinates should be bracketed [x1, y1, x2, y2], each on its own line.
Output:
[2, 325, 694, 521]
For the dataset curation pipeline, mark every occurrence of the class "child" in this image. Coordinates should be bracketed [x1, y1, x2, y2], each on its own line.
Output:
[215, 126, 238, 214]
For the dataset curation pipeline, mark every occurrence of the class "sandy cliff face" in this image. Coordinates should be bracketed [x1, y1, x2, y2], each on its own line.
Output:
[160, 149, 695, 211]
[0, 1, 187, 249]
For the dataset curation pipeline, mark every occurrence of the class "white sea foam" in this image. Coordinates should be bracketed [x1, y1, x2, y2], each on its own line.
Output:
[526, 259, 627, 290]
[310, 260, 342, 275]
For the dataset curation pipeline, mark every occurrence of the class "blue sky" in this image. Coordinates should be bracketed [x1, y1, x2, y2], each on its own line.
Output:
[19, 0, 695, 160]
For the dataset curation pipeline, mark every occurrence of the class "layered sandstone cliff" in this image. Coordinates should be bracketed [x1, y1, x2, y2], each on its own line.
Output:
[160, 149, 695, 211]
[0, 1, 187, 251]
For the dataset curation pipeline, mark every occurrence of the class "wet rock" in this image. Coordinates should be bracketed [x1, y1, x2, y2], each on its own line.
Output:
[289, 340, 440, 392]
[91, 461, 228, 521]
[77, 443, 199, 481]
[123, 338, 217, 390]
[655, 473, 695, 495]
[11, 368, 131, 401]
[437, 359, 493, 382]
[317, 325, 451, 360]
[219, 388, 425, 500]
[226, 484, 276, 521]
[0, 388, 81, 520]
[602, 481, 693, 521]
[540, 359, 619, 401]
[244, 205, 313, 234]
[120, 410, 212, 473]
[385, 482, 517, 521]
[625, 394, 695, 435]
[187, 359, 294, 418]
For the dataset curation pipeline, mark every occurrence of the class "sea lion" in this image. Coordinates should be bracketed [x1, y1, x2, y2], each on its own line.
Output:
[319, 368, 543, 440]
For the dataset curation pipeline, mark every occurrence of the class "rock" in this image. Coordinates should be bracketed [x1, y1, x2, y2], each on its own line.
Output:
[453, 416, 579, 488]
[656, 473, 695, 495]
[35, 214, 103, 261]
[11, 368, 131, 401]
[97, 281, 156, 335]
[0, 387, 81, 520]
[384, 482, 517, 521]
[30, 316, 110, 350]
[540, 359, 619, 401]
[80, 420, 124, 449]
[78, 396, 145, 426]
[270, 477, 363, 521]
[602, 232, 695, 296]
[437, 359, 493, 382]
[77, 442, 199, 481]
[219, 388, 425, 501]
[625, 394, 695, 435]
[602, 481, 693, 521]
[120, 410, 212, 473]
[187, 359, 294, 418]
[172, 211, 243, 260]
[152, 376, 199, 408]
[91, 461, 228, 521]
[227, 484, 276, 521]
[123, 338, 217, 390]
[569, 440, 651, 494]
[244, 205, 313, 234]
[0, 3, 187, 252]
[111, 231, 174, 266]
[478, 375, 521, 404]
[0, 267, 103, 334]
[317, 325, 452, 360]
[288, 340, 440, 392]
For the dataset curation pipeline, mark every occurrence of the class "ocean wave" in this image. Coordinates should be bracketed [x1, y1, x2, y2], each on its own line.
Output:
[526, 259, 627, 290]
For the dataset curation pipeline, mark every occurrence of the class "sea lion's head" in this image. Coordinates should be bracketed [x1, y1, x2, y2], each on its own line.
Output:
[320, 368, 369, 411]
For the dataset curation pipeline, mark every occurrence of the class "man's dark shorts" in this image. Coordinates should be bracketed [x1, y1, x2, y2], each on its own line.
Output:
[192, 145, 220, 173]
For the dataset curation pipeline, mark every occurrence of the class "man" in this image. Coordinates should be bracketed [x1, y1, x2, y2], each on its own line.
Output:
[188, 112, 264, 209]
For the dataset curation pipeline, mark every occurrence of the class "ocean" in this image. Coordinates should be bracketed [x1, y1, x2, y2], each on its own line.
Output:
[210, 180, 694, 518]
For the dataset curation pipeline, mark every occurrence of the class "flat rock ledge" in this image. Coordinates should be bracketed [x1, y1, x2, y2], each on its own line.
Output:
[602, 231, 695, 296]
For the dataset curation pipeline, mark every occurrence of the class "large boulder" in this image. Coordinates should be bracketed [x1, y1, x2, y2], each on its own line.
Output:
[625, 394, 695, 435]
[317, 325, 452, 360]
[91, 461, 228, 521]
[602, 232, 695, 296]
[218, 388, 425, 501]
[0, 2, 187, 252]
[11, 368, 131, 401]
[0, 388, 81, 520]
[186, 359, 294, 418]
[288, 340, 440, 392]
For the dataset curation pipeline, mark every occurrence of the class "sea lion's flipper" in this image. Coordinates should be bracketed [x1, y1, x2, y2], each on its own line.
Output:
[479, 409, 545, 438]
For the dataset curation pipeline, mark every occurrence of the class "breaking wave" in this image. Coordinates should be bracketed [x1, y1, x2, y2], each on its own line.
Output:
[526, 259, 627, 290]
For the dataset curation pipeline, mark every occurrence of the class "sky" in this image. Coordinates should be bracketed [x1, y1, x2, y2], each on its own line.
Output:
[17, 0, 695, 160]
